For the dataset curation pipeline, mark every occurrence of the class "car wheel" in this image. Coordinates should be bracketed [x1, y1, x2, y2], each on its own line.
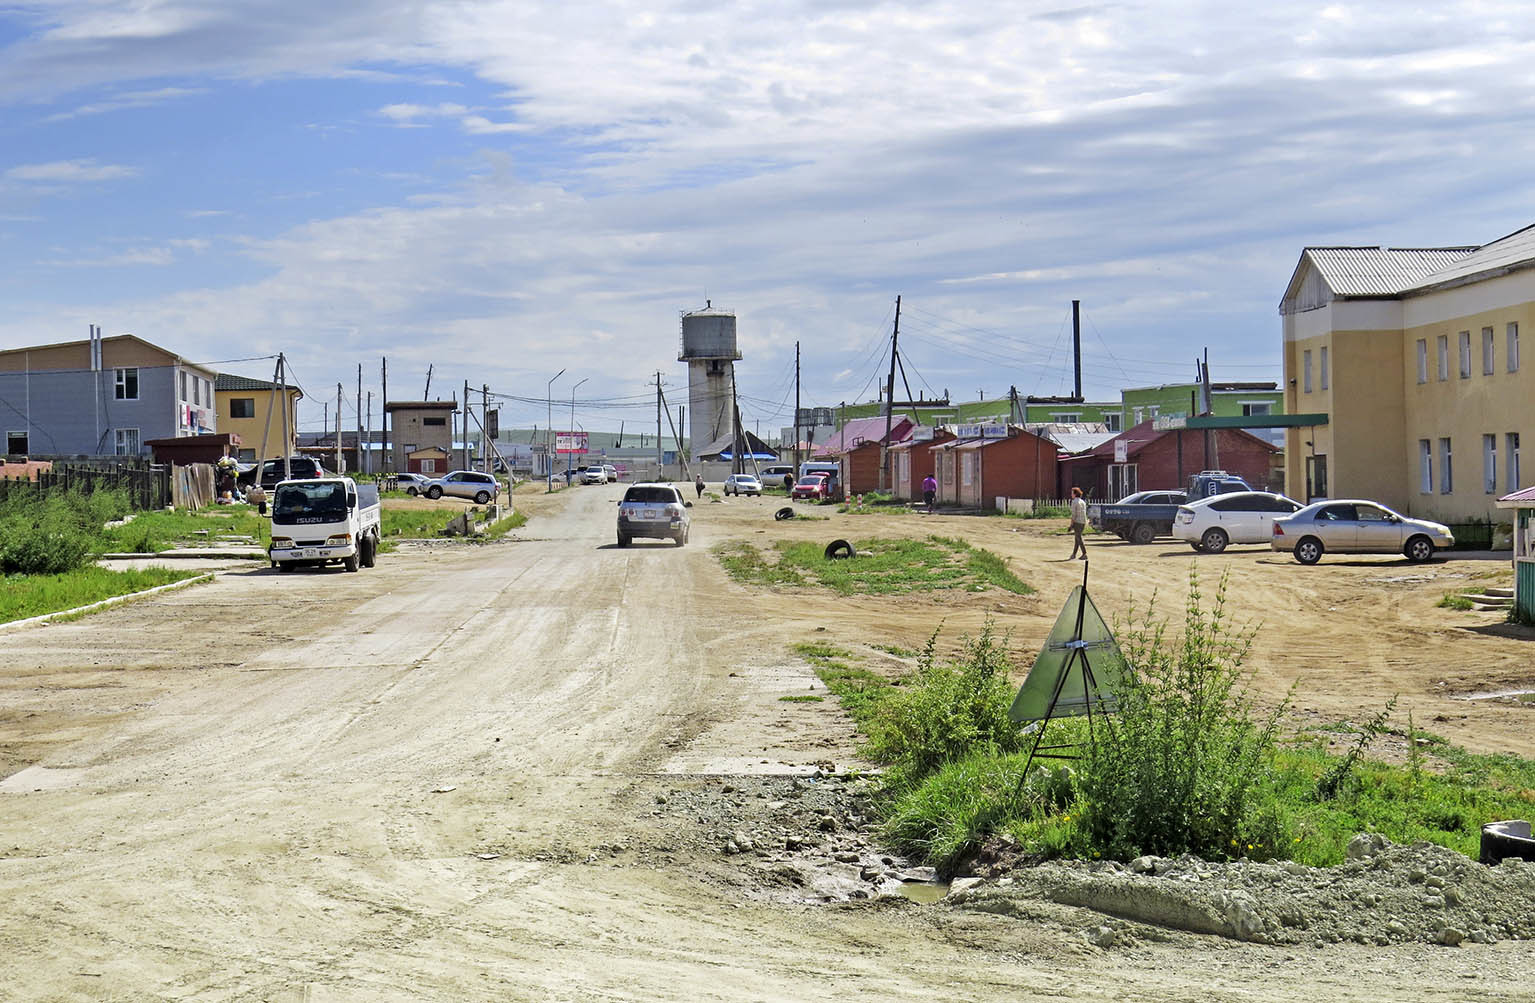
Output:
[344, 551, 360, 573]
[474, 491, 491, 504]
[427, 486, 443, 499]
[1200, 528, 1229, 554]
[1130, 523, 1157, 546]
[1295, 537, 1324, 565]
[617, 533, 630, 548]
[1405, 535, 1436, 563]
[406, 487, 418, 496]
[277, 561, 294, 573]
[1190, 543, 1205, 552]
[360, 534, 377, 568]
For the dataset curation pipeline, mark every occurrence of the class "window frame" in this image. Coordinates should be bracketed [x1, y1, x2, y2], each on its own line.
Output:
[1319, 346, 1329, 390]
[230, 397, 256, 419]
[1484, 433, 1498, 494]
[1510, 323, 1521, 373]
[1302, 350, 1312, 393]
[1482, 326, 1495, 375]
[1436, 334, 1449, 381]
[6, 430, 27, 454]
[1418, 439, 1432, 494]
[1458, 330, 1472, 379]
[114, 427, 141, 456]
[1416, 338, 1428, 384]
[114, 367, 139, 401]
[1510, 432, 1522, 493]
[1439, 437, 1453, 494]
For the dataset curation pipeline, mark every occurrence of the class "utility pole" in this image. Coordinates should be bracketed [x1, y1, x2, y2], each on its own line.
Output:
[323, 402, 328, 443]
[356, 364, 363, 477]
[366, 392, 372, 475]
[381, 357, 389, 472]
[880, 294, 901, 492]
[731, 375, 743, 475]
[463, 379, 471, 470]
[482, 384, 490, 474]
[546, 368, 564, 491]
[1072, 299, 1083, 401]
[793, 340, 801, 471]
[278, 353, 291, 482]
[335, 383, 343, 473]
[656, 371, 663, 476]
[423, 364, 433, 400]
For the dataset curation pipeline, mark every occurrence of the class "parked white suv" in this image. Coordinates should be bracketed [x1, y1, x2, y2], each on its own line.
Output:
[1173, 491, 1302, 553]
[617, 483, 692, 546]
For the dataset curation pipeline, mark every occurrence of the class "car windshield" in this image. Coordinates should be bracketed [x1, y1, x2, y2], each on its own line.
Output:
[272, 482, 348, 524]
[623, 487, 677, 504]
[796, 476, 824, 486]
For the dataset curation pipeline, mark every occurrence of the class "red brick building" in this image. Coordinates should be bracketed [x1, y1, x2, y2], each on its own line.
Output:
[930, 427, 1058, 508]
[822, 415, 916, 495]
[1058, 420, 1280, 500]
[889, 427, 954, 501]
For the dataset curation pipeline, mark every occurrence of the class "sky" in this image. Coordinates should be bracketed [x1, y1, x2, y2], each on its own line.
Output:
[2, 1, 1534, 435]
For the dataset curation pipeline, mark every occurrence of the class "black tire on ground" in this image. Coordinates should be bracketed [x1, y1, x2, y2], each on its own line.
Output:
[406, 487, 418, 496]
[1295, 537, 1324, 565]
[1130, 523, 1157, 545]
[1404, 535, 1436, 563]
[474, 491, 491, 504]
[277, 562, 294, 573]
[427, 486, 443, 499]
[1200, 527, 1229, 554]
[824, 539, 855, 560]
[1190, 543, 1205, 552]
[774, 507, 795, 521]
[360, 534, 377, 568]
[617, 533, 630, 547]
[674, 529, 688, 547]
[344, 551, 360, 573]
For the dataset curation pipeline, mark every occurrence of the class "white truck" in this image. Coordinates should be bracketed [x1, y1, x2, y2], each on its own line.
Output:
[268, 476, 382, 573]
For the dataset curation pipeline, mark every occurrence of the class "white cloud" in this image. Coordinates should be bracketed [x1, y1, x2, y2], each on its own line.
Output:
[3, 159, 139, 184]
[43, 86, 205, 121]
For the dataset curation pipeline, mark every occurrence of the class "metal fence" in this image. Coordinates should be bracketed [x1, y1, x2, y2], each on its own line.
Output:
[1444, 519, 1495, 551]
[0, 462, 171, 511]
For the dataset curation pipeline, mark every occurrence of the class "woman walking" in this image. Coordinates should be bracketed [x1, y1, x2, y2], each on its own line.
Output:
[1067, 486, 1088, 560]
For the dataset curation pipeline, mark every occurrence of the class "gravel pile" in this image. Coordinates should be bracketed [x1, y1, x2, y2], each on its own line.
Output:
[954, 833, 1535, 946]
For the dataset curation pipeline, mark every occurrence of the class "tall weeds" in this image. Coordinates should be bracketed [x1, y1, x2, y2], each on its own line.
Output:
[1075, 568, 1291, 860]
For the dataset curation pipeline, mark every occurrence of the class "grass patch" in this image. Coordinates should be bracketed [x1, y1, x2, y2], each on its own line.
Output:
[1, 566, 202, 623]
[717, 536, 1031, 596]
[483, 509, 529, 540]
[800, 572, 1535, 873]
[779, 694, 825, 703]
[874, 643, 918, 658]
[379, 507, 452, 544]
[1000, 504, 1071, 520]
[100, 506, 268, 553]
[1436, 592, 1474, 611]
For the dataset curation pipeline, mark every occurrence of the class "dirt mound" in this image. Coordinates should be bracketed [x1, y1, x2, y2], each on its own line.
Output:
[953, 835, 1535, 946]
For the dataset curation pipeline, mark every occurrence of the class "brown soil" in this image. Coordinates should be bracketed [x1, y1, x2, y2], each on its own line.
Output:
[0, 483, 1530, 1000]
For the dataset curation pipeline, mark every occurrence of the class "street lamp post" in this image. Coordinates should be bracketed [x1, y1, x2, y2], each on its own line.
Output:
[568, 377, 588, 483]
[546, 368, 565, 492]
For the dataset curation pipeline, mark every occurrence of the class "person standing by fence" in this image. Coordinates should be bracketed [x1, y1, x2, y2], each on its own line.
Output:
[1067, 486, 1088, 560]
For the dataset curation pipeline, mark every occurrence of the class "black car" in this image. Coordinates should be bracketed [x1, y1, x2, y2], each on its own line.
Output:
[241, 456, 326, 492]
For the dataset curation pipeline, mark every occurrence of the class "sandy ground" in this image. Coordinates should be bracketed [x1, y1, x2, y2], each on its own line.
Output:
[0, 482, 1531, 1001]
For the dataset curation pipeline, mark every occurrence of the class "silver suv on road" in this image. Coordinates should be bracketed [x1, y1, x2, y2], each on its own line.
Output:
[423, 470, 501, 504]
[617, 483, 692, 547]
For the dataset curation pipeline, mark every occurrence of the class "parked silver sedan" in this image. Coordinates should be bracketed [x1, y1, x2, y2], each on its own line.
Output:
[1271, 499, 1454, 565]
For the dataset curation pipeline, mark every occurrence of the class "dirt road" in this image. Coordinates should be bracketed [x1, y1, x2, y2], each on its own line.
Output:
[1, 486, 1531, 1000]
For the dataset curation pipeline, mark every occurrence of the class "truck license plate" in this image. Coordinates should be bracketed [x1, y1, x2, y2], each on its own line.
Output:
[296, 548, 321, 558]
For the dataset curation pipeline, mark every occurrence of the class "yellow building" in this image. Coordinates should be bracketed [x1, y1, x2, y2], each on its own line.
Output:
[214, 374, 303, 463]
[1280, 229, 1532, 520]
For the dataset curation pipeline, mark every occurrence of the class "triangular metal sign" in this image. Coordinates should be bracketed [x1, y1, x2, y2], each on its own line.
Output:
[1010, 584, 1130, 723]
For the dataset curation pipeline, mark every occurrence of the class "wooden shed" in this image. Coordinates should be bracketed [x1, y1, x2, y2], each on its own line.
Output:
[1497, 485, 1535, 625]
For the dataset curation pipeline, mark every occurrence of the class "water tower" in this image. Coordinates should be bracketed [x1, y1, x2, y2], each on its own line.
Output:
[678, 302, 741, 447]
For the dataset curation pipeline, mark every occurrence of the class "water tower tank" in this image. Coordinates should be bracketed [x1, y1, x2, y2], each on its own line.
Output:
[678, 307, 742, 362]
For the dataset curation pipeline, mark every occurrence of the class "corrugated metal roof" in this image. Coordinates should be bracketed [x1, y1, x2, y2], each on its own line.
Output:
[1303, 246, 1476, 297]
[216, 373, 286, 392]
[1409, 223, 1535, 291]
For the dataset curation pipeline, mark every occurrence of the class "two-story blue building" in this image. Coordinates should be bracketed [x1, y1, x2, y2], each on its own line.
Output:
[0, 332, 219, 458]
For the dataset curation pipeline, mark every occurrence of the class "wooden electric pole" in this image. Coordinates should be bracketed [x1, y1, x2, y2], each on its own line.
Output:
[880, 295, 901, 492]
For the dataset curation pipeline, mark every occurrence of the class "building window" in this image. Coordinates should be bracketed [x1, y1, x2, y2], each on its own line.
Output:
[1483, 327, 1496, 375]
[423, 417, 447, 427]
[1458, 331, 1471, 378]
[238, 448, 255, 462]
[1132, 407, 1143, 424]
[1320, 346, 1329, 390]
[961, 452, 975, 486]
[1302, 350, 1312, 393]
[1439, 437, 1452, 494]
[7, 431, 26, 454]
[1103, 413, 1122, 432]
[230, 398, 255, 419]
[180, 372, 188, 401]
[204, 378, 212, 406]
[114, 428, 141, 456]
[1511, 432, 1522, 492]
[1419, 439, 1432, 494]
[1511, 323, 1521, 373]
[114, 367, 139, 400]
[1108, 463, 1138, 500]
[421, 458, 437, 473]
[1148, 405, 1160, 418]
[1241, 402, 1271, 417]
[1416, 339, 1428, 384]
[1484, 434, 1498, 494]
[1436, 334, 1449, 380]
[1049, 412, 1080, 423]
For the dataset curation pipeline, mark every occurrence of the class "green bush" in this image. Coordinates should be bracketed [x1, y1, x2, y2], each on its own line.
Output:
[0, 489, 127, 575]
[868, 624, 1023, 779]
[1075, 568, 1291, 860]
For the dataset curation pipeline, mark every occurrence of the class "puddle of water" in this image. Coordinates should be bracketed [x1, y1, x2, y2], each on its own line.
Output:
[894, 881, 950, 905]
[1459, 689, 1535, 703]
